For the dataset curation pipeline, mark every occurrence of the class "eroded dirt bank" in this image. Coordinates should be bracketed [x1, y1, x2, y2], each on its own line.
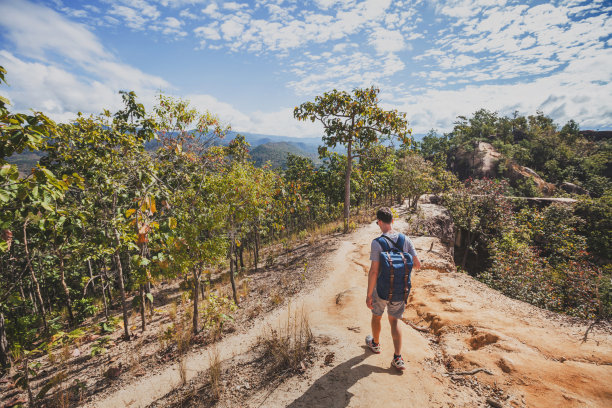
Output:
[92, 201, 612, 408]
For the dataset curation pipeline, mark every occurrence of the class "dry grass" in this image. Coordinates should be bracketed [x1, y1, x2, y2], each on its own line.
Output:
[208, 346, 222, 400]
[178, 357, 187, 386]
[270, 290, 283, 306]
[176, 320, 192, 386]
[240, 278, 250, 299]
[258, 305, 313, 374]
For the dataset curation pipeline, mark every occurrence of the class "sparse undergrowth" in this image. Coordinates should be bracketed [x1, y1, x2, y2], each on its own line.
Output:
[256, 306, 314, 375]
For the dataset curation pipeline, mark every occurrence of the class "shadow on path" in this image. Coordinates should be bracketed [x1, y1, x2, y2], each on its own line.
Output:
[287, 347, 401, 408]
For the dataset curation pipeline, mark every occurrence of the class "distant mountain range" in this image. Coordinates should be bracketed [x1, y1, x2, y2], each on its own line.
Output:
[8, 130, 426, 173]
[250, 141, 321, 168]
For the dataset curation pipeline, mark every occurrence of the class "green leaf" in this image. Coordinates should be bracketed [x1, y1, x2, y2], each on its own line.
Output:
[168, 217, 177, 229]
[40, 201, 54, 212]
[146, 293, 153, 303]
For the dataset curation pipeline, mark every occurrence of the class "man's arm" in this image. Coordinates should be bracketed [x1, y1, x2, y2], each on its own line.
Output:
[404, 236, 421, 270]
[366, 260, 379, 309]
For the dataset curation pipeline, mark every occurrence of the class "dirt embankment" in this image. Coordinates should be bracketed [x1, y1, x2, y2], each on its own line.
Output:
[92, 200, 611, 408]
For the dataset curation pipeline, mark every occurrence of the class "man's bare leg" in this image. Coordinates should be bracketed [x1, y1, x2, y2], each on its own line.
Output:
[388, 315, 402, 355]
[371, 314, 382, 344]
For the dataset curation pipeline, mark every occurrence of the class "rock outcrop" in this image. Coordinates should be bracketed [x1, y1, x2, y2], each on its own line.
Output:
[506, 162, 556, 196]
[453, 141, 557, 197]
[453, 141, 502, 179]
[559, 182, 589, 196]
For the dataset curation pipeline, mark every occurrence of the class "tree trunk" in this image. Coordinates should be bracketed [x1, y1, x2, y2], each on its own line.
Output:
[113, 229, 130, 340]
[112, 192, 130, 340]
[23, 355, 33, 408]
[140, 284, 146, 333]
[113, 244, 130, 339]
[239, 244, 244, 270]
[100, 273, 109, 320]
[101, 258, 113, 304]
[254, 231, 259, 272]
[87, 259, 96, 294]
[461, 230, 472, 269]
[146, 282, 153, 318]
[0, 312, 9, 369]
[343, 140, 352, 233]
[28, 287, 37, 314]
[57, 249, 74, 324]
[23, 222, 47, 332]
[192, 270, 200, 334]
[229, 237, 239, 306]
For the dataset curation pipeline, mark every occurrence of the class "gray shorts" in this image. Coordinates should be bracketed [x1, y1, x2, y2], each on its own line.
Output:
[371, 288, 405, 319]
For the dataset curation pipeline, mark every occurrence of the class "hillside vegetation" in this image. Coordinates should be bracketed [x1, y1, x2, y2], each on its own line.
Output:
[249, 142, 320, 168]
[419, 109, 611, 319]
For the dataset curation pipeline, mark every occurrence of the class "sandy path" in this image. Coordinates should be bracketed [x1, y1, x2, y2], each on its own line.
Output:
[243, 216, 483, 408]
[89, 203, 612, 408]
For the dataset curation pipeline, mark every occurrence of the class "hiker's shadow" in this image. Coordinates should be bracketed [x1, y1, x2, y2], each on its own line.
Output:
[287, 347, 401, 408]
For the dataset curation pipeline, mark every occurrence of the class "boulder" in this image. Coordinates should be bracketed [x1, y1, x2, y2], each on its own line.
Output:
[559, 182, 589, 196]
[410, 203, 454, 246]
[506, 162, 556, 196]
[453, 141, 502, 179]
[452, 141, 558, 196]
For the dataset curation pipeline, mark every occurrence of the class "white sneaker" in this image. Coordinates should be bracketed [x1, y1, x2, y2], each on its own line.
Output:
[391, 355, 406, 370]
[365, 335, 381, 354]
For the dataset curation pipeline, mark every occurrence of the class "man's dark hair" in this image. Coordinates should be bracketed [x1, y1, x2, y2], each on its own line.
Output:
[376, 207, 393, 224]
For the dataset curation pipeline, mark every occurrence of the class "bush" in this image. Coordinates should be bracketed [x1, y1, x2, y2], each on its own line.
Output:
[482, 205, 607, 319]
[73, 298, 98, 323]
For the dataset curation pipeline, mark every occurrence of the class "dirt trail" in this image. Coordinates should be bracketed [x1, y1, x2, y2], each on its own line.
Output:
[89, 203, 612, 408]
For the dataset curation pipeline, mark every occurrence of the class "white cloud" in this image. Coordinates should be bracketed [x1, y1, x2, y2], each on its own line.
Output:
[158, 16, 187, 36]
[181, 94, 321, 137]
[222, 2, 248, 11]
[103, 0, 162, 29]
[202, 3, 222, 18]
[109, 5, 150, 29]
[368, 27, 405, 54]
[0, 1, 169, 122]
[220, 18, 245, 39]
[194, 25, 221, 40]
[197, 0, 396, 53]
[0, 0, 110, 63]
[1, 51, 117, 120]
[156, 0, 208, 7]
[398, 50, 612, 133]
[179, 9, 198, 19]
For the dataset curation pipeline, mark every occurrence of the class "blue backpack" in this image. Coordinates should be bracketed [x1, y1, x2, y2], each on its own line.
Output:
[376, 233, 413, 303]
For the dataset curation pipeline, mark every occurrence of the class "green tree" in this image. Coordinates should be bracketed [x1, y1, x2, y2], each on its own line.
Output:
[294, 87, 410, 232]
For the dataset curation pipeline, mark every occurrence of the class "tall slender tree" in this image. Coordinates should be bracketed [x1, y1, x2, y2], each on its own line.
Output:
[294, 86, 410, 232]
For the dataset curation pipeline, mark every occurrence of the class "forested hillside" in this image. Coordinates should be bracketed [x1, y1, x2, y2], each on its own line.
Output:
[419, 109, 611, 319]
[249, 142, 320, 168]
[1, 66, 610, 406]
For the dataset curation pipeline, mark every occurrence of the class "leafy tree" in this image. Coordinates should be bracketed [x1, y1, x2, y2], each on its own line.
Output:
[443, 179, 512, 269]
[0, 66, 75, 366]
[294, 87, 410, 232]
[153, 95, 230, 334]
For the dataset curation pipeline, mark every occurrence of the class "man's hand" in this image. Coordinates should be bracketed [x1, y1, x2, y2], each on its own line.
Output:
[366, 295, 373, 310]
[414, 256, 422, 270]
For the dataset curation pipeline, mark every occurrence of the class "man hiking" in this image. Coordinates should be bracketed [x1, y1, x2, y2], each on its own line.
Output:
[366, 207, 421, 370]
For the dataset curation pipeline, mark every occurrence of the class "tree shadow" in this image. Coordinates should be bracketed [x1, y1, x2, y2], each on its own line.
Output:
[287, 347, 401, 408]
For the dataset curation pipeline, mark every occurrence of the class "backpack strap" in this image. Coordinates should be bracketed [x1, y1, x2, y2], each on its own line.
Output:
[376, 236, 392, 252]
[396, 234, 410, 303]
[399, 251, 410, 303]
[380, 234, 402, 252]
[385, 252, 395, 301]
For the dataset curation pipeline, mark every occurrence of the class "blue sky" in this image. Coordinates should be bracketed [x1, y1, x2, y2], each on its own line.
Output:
[0, 0, 610, 138]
